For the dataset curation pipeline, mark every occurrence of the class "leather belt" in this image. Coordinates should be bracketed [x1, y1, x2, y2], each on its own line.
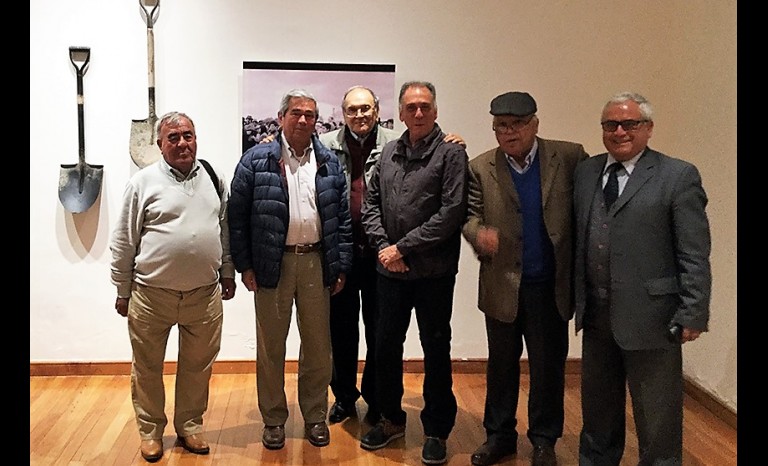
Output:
[284, 242, 322, 254]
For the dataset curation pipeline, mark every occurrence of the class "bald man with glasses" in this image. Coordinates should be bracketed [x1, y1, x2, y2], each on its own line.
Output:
[317, 86, 466, 428]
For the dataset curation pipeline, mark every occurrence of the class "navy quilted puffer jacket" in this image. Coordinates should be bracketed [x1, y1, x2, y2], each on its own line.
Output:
[228, 132, 352, 288]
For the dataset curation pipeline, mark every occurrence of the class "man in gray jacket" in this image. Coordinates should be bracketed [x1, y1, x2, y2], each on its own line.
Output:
[361, 81, 468, 465]
[318, 86, 399, 426]
[320, 86, 466, 427]
[574, 91, 711, 465]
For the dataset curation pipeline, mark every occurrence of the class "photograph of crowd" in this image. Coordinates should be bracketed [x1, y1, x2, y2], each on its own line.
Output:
[242, 61, 396, 153]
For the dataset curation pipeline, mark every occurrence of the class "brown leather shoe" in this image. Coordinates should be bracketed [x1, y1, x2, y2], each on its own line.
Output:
[305, 421, 331, 447]
[140, 439, 163, 462]
[262, 425, 286, 450]
[177, 433, 210, 455]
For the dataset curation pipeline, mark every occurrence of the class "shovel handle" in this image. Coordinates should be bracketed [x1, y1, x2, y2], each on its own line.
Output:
[69, 47, 90, 166]
[139, 0, 160, 29]
[139, 0, 159, 119]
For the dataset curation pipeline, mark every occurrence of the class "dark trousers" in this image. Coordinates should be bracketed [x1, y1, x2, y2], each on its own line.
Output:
[375, 274, 458, 440]
[329, 255, 378, 413]
[579, 305, 683, 466]
[483, 280, 568, 449]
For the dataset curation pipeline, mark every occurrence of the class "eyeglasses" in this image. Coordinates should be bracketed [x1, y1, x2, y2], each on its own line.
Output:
[344, 104, 374, 117]
[287, 110, 317, 121]
[600, 119, 649, 132]
[492, 115, 534, 134]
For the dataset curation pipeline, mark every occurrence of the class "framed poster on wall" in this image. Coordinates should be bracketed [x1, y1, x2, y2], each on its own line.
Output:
[242, 61, 396, 154]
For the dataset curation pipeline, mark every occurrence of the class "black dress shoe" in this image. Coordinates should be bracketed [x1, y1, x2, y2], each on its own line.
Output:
[471, 441, 517, 466]
[422, 436, 448, 464]
[329, 400, 356, 423]
[262, 425, 285, 450]
[531, 444, 557, 466]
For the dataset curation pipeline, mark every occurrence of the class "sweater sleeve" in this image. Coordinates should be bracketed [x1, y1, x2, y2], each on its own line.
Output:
[109, 181, 142, 298]
[216, 169, 236, 280]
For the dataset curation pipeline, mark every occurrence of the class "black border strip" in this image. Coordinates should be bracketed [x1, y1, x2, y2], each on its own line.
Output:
[243, 61, 395, 73]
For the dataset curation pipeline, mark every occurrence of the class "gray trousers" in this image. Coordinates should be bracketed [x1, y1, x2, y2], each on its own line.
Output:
[579, 322, 683, 466]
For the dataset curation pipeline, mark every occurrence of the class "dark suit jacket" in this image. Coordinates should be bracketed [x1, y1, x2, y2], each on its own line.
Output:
[573, 147, 711, 350]
[463, 137, 588, 323]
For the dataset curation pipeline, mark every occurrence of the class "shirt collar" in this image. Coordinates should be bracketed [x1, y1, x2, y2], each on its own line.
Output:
[281, 132, 313, 161]
[505, 139, 539, 173]
[346, 125, 374, 145]
[605, 148, 644, 175]
[161, 157, 200, 182]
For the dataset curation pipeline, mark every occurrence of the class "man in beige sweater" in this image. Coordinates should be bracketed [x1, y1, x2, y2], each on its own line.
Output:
[110, 111, 236, 462]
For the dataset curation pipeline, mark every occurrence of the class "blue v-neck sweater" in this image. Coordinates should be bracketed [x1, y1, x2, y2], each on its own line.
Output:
[509, 156, 555, 283]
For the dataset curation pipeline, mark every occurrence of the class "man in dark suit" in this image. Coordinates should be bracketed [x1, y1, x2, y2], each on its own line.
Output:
[573, 91, 711, 465]
[463, 91, 588, 466]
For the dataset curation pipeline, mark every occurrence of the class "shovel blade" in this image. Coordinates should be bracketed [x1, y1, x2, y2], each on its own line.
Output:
[58, 164, 104, 213]
[130, 118, 161, 168]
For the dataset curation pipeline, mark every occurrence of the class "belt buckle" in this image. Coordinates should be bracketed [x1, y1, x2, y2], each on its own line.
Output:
[295, 243, 315, 254]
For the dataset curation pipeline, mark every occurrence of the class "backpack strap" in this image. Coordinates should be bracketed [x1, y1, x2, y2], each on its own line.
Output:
[198, 158, 222, 197]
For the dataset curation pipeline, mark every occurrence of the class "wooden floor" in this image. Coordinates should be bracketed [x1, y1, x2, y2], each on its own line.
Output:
[30, 373, 736, 465]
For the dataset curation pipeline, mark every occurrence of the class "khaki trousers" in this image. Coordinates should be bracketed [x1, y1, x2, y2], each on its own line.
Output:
[255, 250, 332, 426]
[128, 282, 223, 440]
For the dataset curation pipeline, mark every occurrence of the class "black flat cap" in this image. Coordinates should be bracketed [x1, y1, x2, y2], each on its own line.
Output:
[489, 91, 537, 116]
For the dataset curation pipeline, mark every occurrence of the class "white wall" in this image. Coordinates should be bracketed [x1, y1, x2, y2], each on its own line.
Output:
[30, 0, 736, 412]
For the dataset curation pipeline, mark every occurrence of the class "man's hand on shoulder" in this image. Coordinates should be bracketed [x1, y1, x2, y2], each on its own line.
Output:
[443, 132, 466, 148]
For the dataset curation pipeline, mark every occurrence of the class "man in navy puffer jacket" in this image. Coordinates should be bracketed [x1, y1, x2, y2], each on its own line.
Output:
[228, 89, 352, 450]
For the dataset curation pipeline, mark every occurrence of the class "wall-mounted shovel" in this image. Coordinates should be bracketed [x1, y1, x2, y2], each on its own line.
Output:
[129, 0, 161, 168]
[59, 47, 103, 214]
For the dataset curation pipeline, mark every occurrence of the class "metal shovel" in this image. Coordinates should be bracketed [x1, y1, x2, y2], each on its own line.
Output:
[59, 47, 103, 214]
[129, 0, 161, 168]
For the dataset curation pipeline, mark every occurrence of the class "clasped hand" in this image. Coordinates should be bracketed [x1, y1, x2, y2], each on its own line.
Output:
[378, 245, 409, 273]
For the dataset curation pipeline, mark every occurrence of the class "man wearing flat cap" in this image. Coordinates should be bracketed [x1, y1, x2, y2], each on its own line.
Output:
[462, 91, 588, 466]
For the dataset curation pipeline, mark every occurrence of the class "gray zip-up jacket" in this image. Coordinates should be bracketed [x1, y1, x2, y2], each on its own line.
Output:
[362, 124, 469, 279]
